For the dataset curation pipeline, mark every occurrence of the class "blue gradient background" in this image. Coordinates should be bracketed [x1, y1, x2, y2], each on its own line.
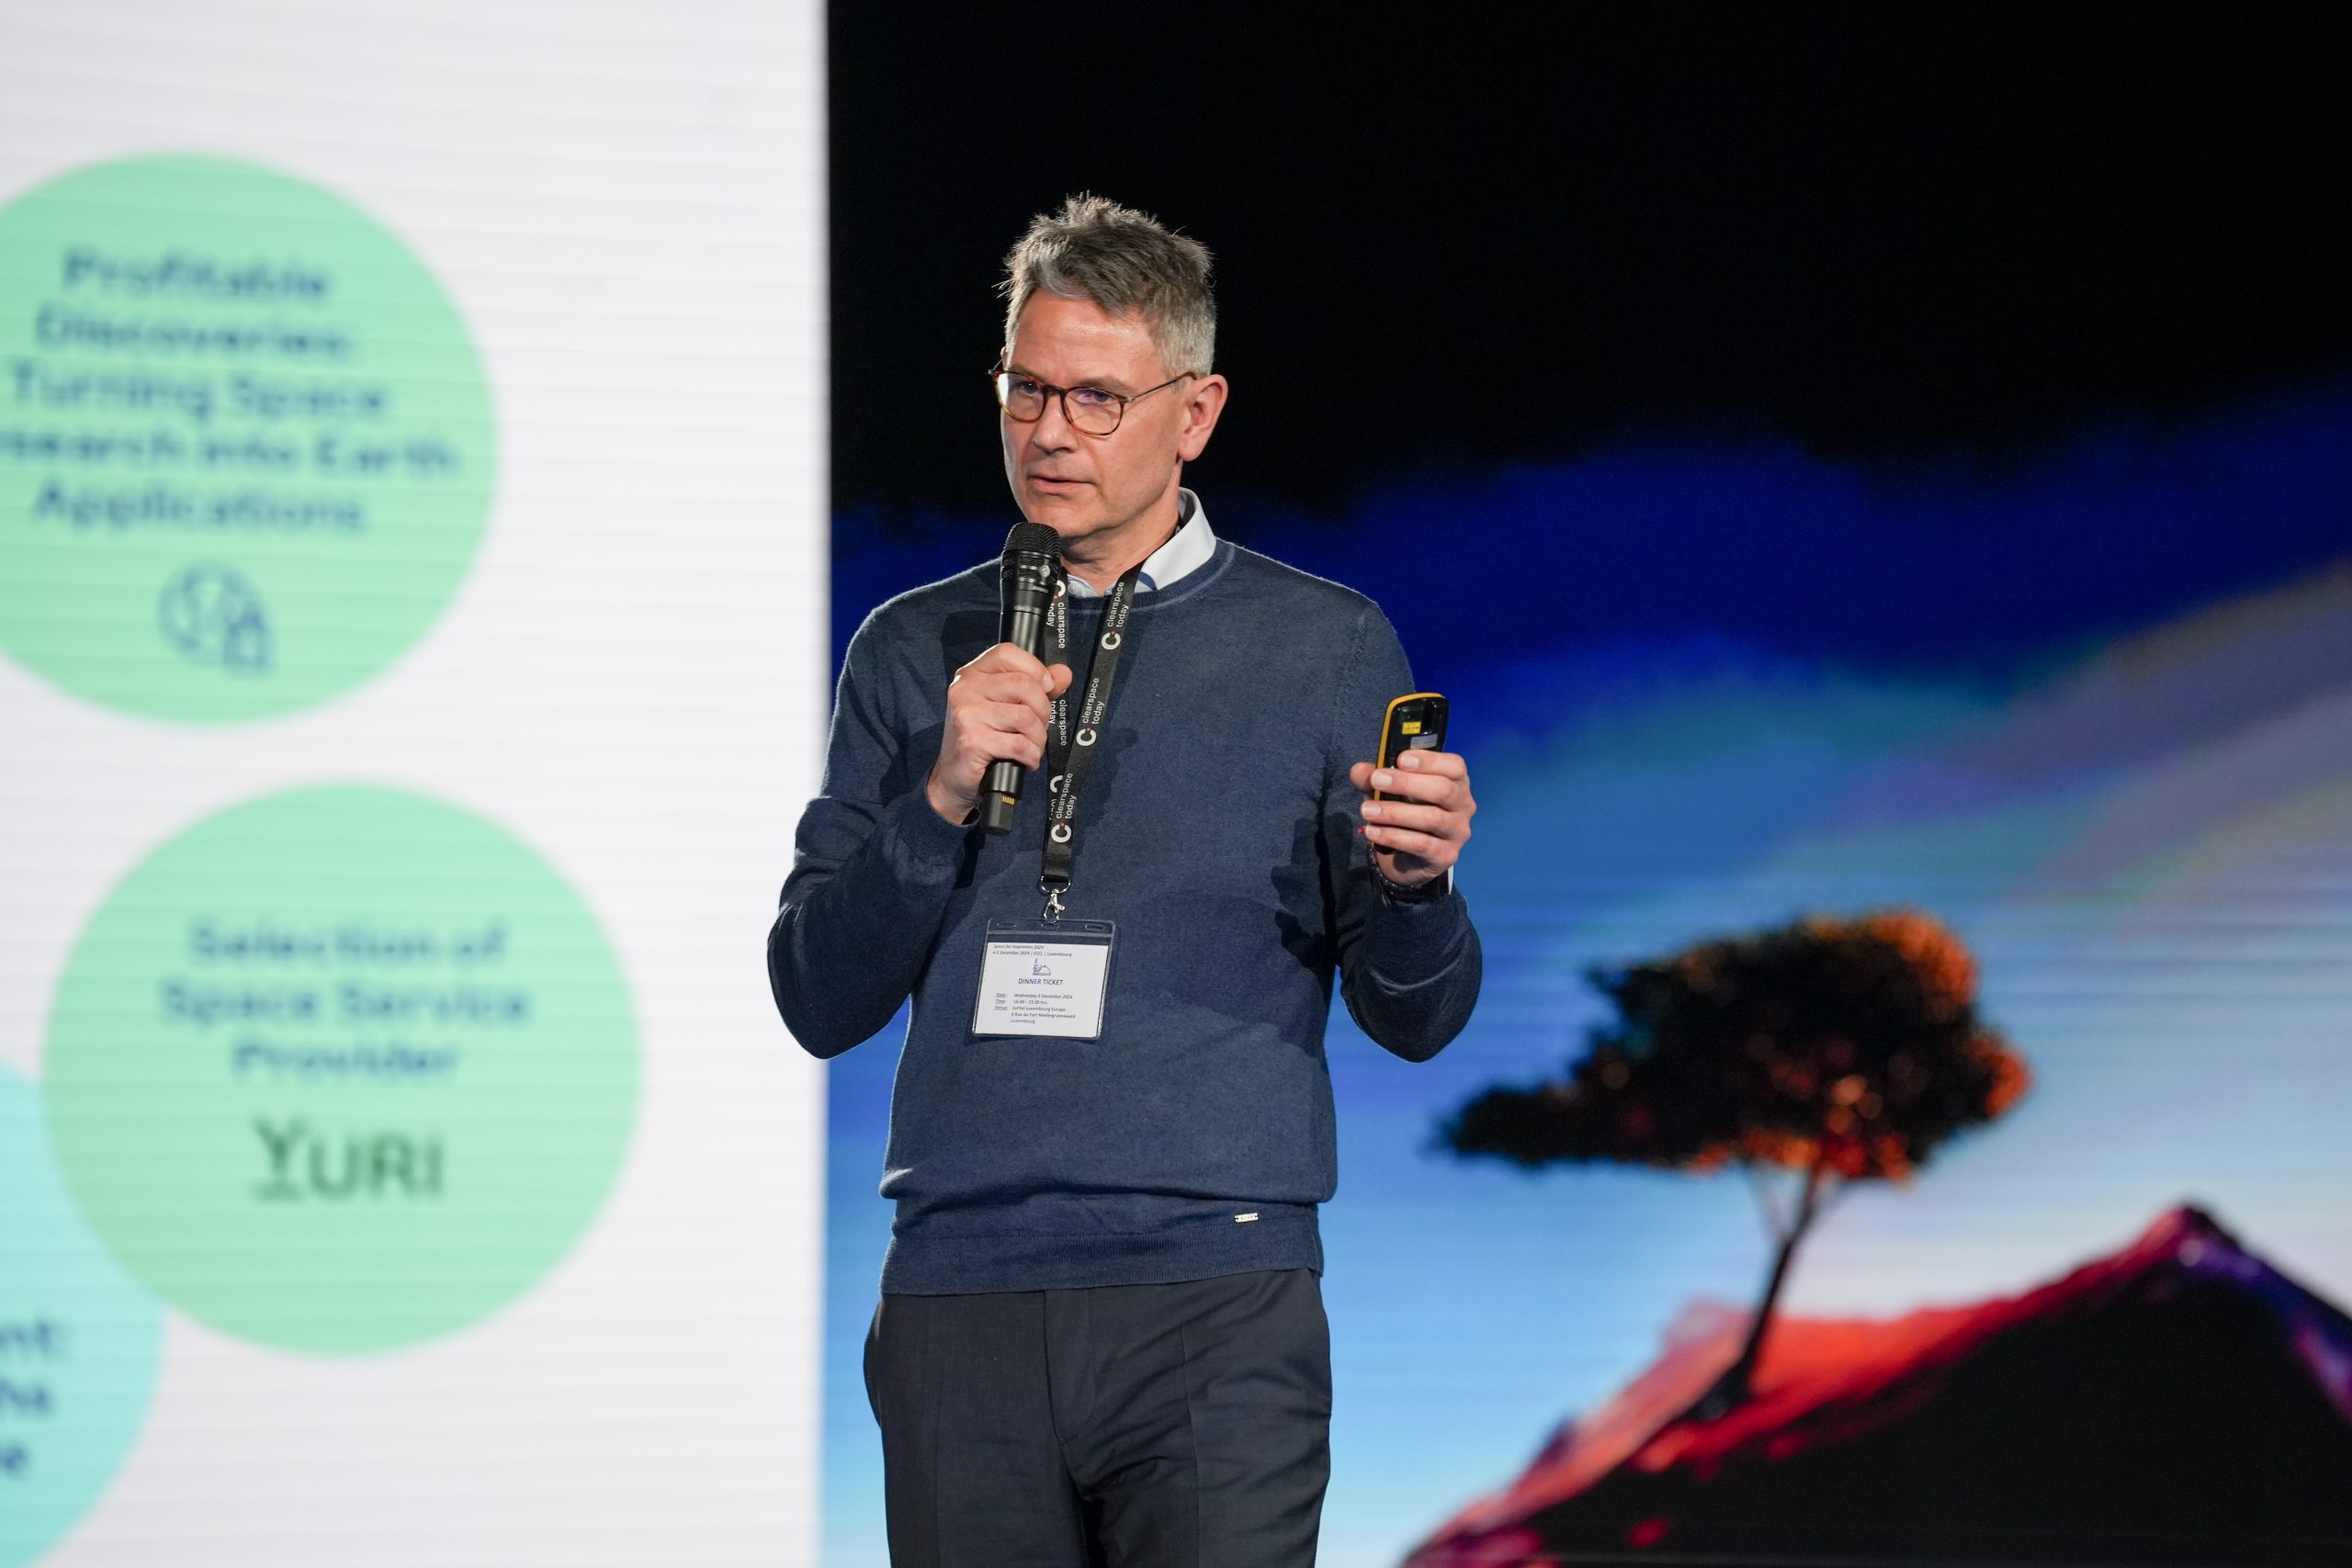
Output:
[820, 379, 2352, 1564]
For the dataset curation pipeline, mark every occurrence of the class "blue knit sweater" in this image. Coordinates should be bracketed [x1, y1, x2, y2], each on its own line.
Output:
[770, 537, 1482, 1293]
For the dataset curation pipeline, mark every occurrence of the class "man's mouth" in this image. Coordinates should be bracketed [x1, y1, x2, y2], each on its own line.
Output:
[1029, 473, 1087, 491]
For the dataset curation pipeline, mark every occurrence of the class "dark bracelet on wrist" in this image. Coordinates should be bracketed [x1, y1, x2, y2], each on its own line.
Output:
[1373, 865, 1453, 905]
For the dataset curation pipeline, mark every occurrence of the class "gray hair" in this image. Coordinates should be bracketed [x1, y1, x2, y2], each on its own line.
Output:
[1001, 195, 1216, 375]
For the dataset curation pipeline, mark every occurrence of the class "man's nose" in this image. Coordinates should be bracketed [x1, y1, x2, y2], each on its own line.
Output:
[1029, 392, 1079, 448]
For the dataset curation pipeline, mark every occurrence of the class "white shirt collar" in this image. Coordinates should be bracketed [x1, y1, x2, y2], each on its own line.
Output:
[1062, 489, 1216, 598]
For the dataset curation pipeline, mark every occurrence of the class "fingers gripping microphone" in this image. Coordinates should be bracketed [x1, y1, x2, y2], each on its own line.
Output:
[982, 522, 1063, 834]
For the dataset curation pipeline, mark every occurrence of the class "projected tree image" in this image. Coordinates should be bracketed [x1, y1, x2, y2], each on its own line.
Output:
[1439, 910, 2030, 1414]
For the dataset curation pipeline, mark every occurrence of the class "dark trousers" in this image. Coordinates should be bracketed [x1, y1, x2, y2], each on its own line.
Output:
[864, 1269, 1332, 1567]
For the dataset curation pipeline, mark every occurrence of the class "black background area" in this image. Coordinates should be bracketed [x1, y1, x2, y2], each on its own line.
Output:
[831, 5, 2352, 515]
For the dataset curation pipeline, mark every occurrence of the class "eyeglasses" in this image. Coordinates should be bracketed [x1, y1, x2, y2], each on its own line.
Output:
[989, 365, 1199, 437]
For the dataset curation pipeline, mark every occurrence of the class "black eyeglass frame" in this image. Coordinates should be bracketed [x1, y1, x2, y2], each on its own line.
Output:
[989, 363, 1201, 435]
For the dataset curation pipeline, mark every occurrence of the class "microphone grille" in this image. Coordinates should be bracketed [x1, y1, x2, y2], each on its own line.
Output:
[1004, 522, 1062, 558]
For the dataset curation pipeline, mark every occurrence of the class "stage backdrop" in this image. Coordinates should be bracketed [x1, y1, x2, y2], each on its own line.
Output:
[823, 382, 2352, 1568]
[0, 3, 828, 1564]
[818, 14, 2352, 1562]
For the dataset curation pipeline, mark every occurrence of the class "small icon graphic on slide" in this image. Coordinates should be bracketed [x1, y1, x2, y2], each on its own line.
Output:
[1032, 956, 1054, 976]
[158, 563, 272, 673]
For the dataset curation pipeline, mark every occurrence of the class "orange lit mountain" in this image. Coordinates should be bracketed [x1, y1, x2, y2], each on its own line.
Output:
[1403, 1207, 2352, 1565]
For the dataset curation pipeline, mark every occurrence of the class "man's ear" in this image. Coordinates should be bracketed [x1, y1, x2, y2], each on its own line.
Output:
[1177, 374, 1229, 463]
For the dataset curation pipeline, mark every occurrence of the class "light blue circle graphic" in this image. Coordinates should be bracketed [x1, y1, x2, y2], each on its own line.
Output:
[0, 1061, 165, 1568]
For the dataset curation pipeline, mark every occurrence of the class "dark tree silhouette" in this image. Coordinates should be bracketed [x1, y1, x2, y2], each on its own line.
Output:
[1440, 909, 2030, 1415]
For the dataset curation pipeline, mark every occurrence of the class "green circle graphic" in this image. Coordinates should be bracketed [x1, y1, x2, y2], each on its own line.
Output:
[0, 1061, 164, 1568]
[0, 154, 494, 723]
[43, 786, 637, 1355]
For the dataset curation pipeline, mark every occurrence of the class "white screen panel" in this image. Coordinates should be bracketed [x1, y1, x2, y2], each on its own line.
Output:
[0, 3, 827, 1562]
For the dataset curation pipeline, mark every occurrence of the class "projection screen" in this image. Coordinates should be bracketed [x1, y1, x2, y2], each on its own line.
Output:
[0, 3, 830, 1562]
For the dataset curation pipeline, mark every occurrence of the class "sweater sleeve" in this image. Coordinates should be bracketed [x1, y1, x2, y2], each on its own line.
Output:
[1323, 604, 1484, 1062]
[767, 611, 973, 1058]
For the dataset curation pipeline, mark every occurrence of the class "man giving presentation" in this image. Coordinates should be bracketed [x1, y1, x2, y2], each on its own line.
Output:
[770, 195, 1481, 1566]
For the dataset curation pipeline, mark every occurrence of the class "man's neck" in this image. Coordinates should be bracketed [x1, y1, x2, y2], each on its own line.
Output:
[1061, 491, 1183, 592]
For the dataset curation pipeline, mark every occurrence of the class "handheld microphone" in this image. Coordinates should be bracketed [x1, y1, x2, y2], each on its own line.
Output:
[982, 522, 1063, 834]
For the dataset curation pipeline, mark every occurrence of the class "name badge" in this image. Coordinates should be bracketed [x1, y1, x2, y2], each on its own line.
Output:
[973, 918, 1115, 1040]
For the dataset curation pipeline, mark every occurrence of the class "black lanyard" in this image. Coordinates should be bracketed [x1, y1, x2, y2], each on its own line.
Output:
[1038, 561, 1144, 919]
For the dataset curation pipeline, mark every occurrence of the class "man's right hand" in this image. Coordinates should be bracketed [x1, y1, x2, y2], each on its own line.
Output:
[925, 642, 1075, 824]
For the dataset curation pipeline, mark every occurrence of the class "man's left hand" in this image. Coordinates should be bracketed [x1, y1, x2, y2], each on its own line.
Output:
[1348, 750, 1475, 890]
